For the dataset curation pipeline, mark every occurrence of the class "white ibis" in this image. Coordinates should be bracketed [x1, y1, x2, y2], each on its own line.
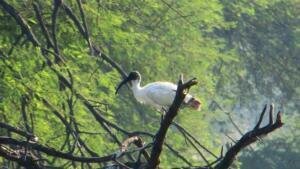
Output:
[115, 71, 201, 111]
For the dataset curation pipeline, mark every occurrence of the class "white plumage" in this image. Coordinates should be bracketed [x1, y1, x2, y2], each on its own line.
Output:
[116, 71, 201, 111]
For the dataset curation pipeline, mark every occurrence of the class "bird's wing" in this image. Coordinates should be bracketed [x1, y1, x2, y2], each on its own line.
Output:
[145, 82, 177, 107]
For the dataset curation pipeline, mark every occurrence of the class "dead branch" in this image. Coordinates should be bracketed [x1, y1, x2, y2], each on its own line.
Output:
[172, 122, 211, 167]
[0, 136, 115, 163]
[121, 136, 150, 161]
[172, 121, 218, 158]
[146, 75, 197, 169]
[214, 105, 283, 169]
[0, 145, 41, 169]
[0, 122, 36, 141]
[121, 136, 143, 152]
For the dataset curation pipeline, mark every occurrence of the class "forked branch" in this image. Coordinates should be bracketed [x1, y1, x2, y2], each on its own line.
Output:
[147, 76, 197, 169]
[214, 105, 283, 169]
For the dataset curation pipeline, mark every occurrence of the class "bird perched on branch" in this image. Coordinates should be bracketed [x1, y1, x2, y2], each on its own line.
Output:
[115, 71, 201, 111]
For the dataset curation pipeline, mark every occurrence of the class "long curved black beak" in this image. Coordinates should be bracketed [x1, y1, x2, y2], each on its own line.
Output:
[115, 77, 130, 94]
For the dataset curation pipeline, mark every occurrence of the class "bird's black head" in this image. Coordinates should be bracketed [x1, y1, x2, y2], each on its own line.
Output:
[127, 71, 140, 81]
[115, 71, 141, 94]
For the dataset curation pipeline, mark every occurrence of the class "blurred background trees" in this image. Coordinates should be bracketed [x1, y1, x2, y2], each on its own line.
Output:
[0, 0, 298, 168]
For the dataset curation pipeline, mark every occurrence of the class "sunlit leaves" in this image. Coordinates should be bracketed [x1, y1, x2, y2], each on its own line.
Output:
[0, 0, 298, 168]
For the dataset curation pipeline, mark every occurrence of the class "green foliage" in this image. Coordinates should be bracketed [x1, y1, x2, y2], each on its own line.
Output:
[0, 0, 298, 168]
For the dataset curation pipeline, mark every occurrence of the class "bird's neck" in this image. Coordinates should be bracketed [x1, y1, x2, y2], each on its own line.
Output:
[131, 80, 142, 93]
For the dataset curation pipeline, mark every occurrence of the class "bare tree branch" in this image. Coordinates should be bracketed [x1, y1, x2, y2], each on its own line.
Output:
[0, 145, 41, 169]
[76, 0, 93, 54]
[0, 0, 40, 46]
[32, 2, 54, 48]
[0, 136, 115, 163]
[20, 95, 31, 133]
[147, 76, 197, 169]
[214, 105, 283, 169]
[172, 121, 218, 158]
[0, 122, 35, 140]
[51, 0, 62, 63]
[62, 2, 86, 37]
[121, 136, 150, 162]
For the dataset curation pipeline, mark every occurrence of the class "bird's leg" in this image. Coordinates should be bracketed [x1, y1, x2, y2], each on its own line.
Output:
[160, 114, 164, 125]
[160, 107, 168, 124]
[162, 107, 168, 113]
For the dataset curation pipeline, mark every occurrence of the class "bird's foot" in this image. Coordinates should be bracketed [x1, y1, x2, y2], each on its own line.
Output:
[160, 114, 164, 124]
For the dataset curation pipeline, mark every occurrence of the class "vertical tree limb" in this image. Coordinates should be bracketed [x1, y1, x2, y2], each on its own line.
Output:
[32, 2, 54, 48]
[147, 76, 197, 169]
[76, 0, 93, 54]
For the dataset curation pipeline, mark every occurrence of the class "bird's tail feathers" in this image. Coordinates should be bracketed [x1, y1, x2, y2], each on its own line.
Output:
[184, 95, 201, 111]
